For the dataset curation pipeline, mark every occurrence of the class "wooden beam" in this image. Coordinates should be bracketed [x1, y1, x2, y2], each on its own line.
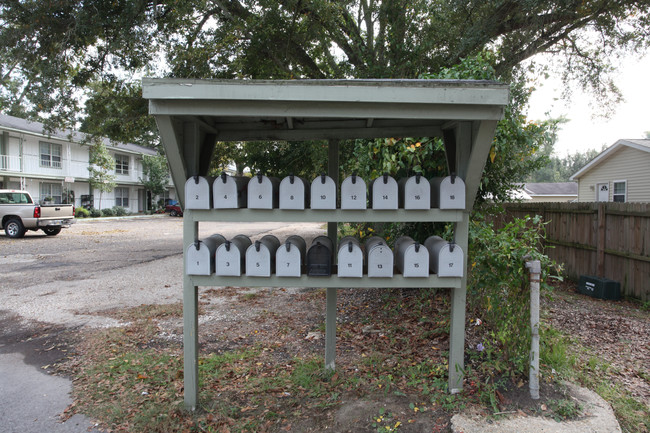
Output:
[215, 125, 444, 142]
[154, 115, 187, 207]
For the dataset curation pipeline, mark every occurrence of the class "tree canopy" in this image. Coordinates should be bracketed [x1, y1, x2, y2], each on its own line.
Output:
[2, 0, 648, 198]
[2, 1, 649, 126]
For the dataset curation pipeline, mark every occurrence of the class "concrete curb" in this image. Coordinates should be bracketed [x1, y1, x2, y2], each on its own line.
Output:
[451, 382, 621, 433]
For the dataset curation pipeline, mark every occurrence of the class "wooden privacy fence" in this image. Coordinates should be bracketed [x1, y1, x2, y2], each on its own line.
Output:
[491, 202, 650, 301]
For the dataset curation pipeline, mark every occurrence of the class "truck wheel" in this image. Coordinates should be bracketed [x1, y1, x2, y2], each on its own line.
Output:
[170, 210, 178, 217]
[5, 218, 26, 238]
[43, 227, 62, 236]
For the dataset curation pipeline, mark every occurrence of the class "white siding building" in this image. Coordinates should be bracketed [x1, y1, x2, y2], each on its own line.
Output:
[0, 114, 176, 212]
[570, 139, 650, 203]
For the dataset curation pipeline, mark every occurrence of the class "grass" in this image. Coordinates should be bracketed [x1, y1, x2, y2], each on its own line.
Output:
[539, 326, 650, 433]
[64, 288, 649, 433]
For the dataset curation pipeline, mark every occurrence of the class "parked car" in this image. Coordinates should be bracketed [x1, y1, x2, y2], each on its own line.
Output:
[165, 199, 183, 217]
[0, 189, 75, 238]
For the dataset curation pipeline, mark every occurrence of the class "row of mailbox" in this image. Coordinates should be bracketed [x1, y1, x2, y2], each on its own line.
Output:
[185, 173, 466, 210]
[186, 234, 464, 278]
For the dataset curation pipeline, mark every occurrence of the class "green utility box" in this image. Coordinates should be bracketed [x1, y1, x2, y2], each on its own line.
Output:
[578, 275, 621, 301]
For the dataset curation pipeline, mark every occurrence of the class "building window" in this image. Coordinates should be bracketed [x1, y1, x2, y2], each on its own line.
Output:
[613, 181, 627, 202]
[115, 187, 129, 207]
[115, 154, 129, 175]
[40, 183, 63, 203]
[40, 142, 62, 168]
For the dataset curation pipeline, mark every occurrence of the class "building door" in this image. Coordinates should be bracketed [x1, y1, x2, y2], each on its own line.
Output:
[596, 183, 609, 202]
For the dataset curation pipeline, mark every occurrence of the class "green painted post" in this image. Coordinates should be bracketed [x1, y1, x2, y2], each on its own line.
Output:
[183, 211, 200, 410]
[325, 139, 339, 370]
[448, 212, 469, 393]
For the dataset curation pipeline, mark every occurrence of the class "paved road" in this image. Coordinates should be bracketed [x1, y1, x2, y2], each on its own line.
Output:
[0, 215, 325, 433]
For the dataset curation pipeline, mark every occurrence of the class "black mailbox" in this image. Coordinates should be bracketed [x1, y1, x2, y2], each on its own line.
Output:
[307, 235, 333, 276]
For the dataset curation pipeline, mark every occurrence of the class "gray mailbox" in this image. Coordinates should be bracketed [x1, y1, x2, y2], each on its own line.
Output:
[431, 175, 465, 209]
[185, 234, 226, 276]
[216, 234, 252, 276]
[395, 236, 429, 277]
[399, 174, 431, 209]
[276, 235, 306, 277]
[370, 174, 398, 210]
[248, 173, 280, 209]
[184, 176, 213, 209]
[307, 235, 333, 276]
[279, 175, 309, 210]
[340, 174, 367, 210]
[246, 235, 281, 277]
[365, 236, 394, 278]
[310, 174, 337, 209]
[213, 173, 249, 209]
[424, 236, 464, 277]
[337, 236, 363, 278]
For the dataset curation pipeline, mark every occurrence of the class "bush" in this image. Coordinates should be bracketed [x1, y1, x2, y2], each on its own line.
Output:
[466, 211, 561, 376]
[75, 207, 90, 218]
[112, 206, 128, 216]
[101, 207, 115, 217]
[89, 208, 101, 218]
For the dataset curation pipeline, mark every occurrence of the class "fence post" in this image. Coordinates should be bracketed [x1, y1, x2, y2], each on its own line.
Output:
[597, 203, 605, 277]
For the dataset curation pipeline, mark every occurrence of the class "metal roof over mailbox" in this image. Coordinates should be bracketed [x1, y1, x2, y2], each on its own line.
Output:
[143, 78, 509, 410]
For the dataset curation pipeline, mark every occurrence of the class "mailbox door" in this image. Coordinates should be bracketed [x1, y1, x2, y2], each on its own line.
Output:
[404, 176, 431, 209]
[248, 177, 278, 209]
[185, 176, 212, 209]
[432, 176, 466, 209]
[402, 246, 429, 277]
[367, 245, 393, 277]
[186, 244, 213, 275]
[276, 246, 302, 277]
[311, 176, 337, 209]
[437, 244, 464, 277]
[246, 245, 272, 277]
[280, 177, 307, 209]
[216, 245, 242, 276]
[337, 246, 363, 278]
[213, 178, 239, 209]
[341, 176, 367, 209]
[371, 176, 398, 209]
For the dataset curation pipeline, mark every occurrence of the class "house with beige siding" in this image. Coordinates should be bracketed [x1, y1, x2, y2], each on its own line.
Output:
[0, 114, 177, 212]
[570, 139, 650, 202]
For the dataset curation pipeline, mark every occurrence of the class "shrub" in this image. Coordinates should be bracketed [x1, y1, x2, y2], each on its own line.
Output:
[75, 207, 90, 218]
[89, 208, 101, 218]
[467, 211, 561, 376]
[112, 206, 128, 216]
[101, 207, 115, 217]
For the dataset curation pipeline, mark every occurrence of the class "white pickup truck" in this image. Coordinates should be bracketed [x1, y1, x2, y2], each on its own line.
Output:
[0, 189, 75, 238]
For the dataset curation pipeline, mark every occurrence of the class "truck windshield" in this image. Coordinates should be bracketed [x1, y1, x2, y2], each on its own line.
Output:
[0, 193, 33, 204]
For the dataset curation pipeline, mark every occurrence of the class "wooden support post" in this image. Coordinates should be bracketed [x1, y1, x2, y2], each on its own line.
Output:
[449, 212, 469, 393]
[325, 139, 339, 370]
[183, 213, 200, 410]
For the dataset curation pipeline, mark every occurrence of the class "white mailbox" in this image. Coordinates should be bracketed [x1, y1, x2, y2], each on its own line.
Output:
[424, 236, 464, 277]
[276, 235, 306, 277]
[310, 174, 337, 209]
[246, 235, 281, 277]
[395, 236, 429, 277]
[213, 173, 249, 209]
[279, 175, 309, 209]
[340, 174, 367, 210]
[248, 173, 280, 209]
[184, 176, 213, 209]
[185, 234, 226, 276]
[337, 236, 363, 278]
[430, 175, 465, 209]
[365, 236, 393, 278]
[399, 174, 431, 209]
[216, 235, 251, 276]
[370, 174, 398, 209]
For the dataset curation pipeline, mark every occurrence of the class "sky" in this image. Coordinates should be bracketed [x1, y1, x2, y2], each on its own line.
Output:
[527, 54, 650, 157]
